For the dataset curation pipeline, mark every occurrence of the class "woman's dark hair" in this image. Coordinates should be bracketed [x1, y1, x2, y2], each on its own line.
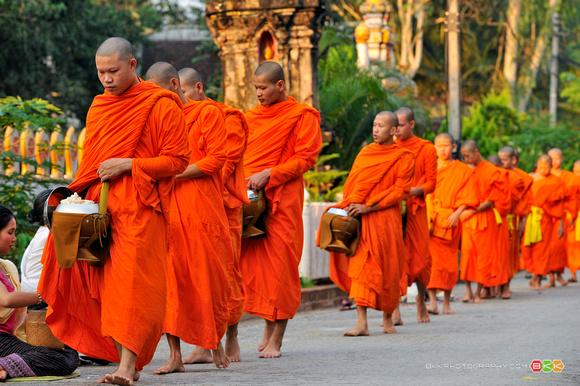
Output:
[0, 205, 16, 231]
[27, 189, 51, 225]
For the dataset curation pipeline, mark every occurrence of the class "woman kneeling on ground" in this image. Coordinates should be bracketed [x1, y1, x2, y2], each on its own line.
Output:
[0, 205, 77, 381]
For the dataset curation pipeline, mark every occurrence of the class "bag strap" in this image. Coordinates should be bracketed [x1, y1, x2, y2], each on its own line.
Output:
[100, 181, 109, 215]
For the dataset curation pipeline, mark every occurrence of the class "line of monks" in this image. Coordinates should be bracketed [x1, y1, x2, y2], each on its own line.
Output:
[31, 36, 580, 386]
[320, 110, 580, 337]
[36, 37, 321, 385]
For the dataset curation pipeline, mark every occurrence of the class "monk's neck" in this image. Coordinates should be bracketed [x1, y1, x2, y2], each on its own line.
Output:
[552, 168, 562, 176]
[399, 135, 416, 142]
[438, 159, 454, 169]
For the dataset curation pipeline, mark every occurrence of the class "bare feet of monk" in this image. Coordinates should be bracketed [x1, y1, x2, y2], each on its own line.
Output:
[153, 354, 185, 374]
[225, 325, 241, 362]
[392, 306, 404, 326]
[481, 287, 492, 299]
[343, 322, 370, 337]
[0, 366, 7, 381]
[427, 302, 440, 315]
[473, 295, 484, 304]
[556, 274, 568, 287]
[182, 347, 213, 364]
[259, 335, 284, 358]
[98, 369, 140, 385]
[212, 342, 230, 368]
[382, 313, 396, 334]
[257, 322, 275, 352]
[442, 304, 455, 314]
[543, 281, 555, 289]
[416, 295, 430, 323]
[568, 275, 578, 283]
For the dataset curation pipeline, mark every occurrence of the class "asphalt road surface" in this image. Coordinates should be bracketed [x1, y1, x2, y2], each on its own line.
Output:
[12, 270, 580, 385]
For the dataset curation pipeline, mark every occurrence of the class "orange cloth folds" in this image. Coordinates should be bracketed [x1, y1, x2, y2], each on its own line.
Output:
[550, 170, 579, 274]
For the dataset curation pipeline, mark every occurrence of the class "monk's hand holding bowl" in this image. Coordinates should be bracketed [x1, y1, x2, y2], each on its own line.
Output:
[246, 168, 271, 190]
[346, 203, 373, 217]
[97, 158, 133, 182]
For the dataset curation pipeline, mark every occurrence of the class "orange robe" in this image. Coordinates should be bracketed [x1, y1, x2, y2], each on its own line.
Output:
[37, 81, 191, 370]
[522, 174, 565, 276]
[566, 176, 580, 275]
[164, 98, 232, 350]
[241, 96, 322, 321]
[511, 168, 533, 272]
[460, 160, 508, 286]
[395, 137, 437, 292]
[550, 170, 579, 274]
[324, 144, 414, 313]
[218, 102, 249, 326]
[427, 160, 476, 291]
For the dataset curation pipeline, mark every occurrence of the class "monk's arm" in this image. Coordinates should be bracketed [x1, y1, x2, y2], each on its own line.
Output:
[476, 200, 494, 212]
[447, 205, 467, 228]
[374, 153, 415, 210]
[266, 112, 322, 188]
[133, 98, 191, 179]
[222, 114, 246, 181]
[409, 145, 437, 197]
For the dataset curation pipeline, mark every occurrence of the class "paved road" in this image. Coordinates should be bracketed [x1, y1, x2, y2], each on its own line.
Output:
[14, 271, 580, 385]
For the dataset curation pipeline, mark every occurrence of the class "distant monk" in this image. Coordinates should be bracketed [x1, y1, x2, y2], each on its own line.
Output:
[145, 63, 232, 373]
[38, 38, 191, 385]
[393, 107, 437, 324]
[521, 155, 566, 290]
[320, 111, 414, 335]
[179, 67, 248, 364]
[569, 160, 580, 282]
[241, 62, 322, 358]
[459, 140, 508, 303]
[546, 148, 578, 287]
[498, 146, 533, 288]
[426, 133, 476, 315]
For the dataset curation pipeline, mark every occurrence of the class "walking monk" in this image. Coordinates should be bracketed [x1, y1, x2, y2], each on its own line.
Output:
[144, 63, 232, 373]
[426, 133, 475, 315]
[242, 62, 322, 358]
[393, 107, 436, 324]
[498, 146, 533, 289]
[546, 148, 577, 287]
[37, 38, 191, 385]
[319, 111, 414, 335]
[522, 155, 566, 290]
[459, 140, 508, 303]
[568, 160, 580, 282]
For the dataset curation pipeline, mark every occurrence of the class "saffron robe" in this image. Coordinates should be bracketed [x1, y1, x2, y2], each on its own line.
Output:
[218, 102, 249, 326]
[550, 170, 579, 273]
[323, 144, 414, 313]
[460, 160, 508, 285]
[521, 174, 565, 276]
[566, 174, 580, 275]
[427, 160, 475, 291]
[163, 98, 232, 350]
[38, 81, 191, 370]
[395, 137, 437, 292]
[510, 168, 534, 272]
[241, 96, 322, 321]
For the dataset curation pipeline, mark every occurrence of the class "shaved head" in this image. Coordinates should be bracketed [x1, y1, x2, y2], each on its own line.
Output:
[538, 154, 552, 164]
[178, 67, 203, 86]
[96, 37, 134, 61]
[537, 155, 552, 177]
[498, 145, 517, 170]
[178, 67, 205, 101]
[548, 148, 563, 170]
[462, 139, 479, 152]
[548, 148, 563, 157]
[254, 61, 285, 85]
[376, 111, 398, 128]
[394, 106, 415, 122]
[498, 146, 516, 158]
[575, 160, 580, 167]
[435, 132, 454, 143]
[487, 154, 501, 167]
[145, 61, 179, 89]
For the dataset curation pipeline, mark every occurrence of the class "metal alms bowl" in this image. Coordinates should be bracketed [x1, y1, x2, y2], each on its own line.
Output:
[44, 186, 74, 231]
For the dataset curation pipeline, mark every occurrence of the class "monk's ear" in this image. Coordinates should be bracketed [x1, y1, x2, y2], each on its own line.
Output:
[170, 78, 179, 92]
[276, 80, 285, 92]
[196, 82, 204, 94]
[128, 58, 137, 70]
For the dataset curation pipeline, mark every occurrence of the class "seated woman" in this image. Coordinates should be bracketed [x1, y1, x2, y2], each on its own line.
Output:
[20, 190, 51, 297]
[0, 205, 77, 381]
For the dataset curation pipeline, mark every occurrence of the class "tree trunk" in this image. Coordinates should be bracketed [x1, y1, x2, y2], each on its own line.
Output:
[397, 0, 429, 78]
[503, 0, 522, 106]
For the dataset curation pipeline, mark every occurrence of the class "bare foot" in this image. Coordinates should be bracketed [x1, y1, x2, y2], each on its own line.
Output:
[461, 294, 472, 302]
[442, 305, 455, 314]
[473, 296, 484, 304]
[427, 304, 439, 315]
[182, 347, 213, 364]
[543, 281, 556, 289]
[212, 342, 230, 369]
[557, 276, 568, 287]
[343, 323, 370, 337]
[567, 276, 578, 283]
[225, 331, 241, 363]
[481, 288, 492, 299]
[382, 314, 397, 334]
[259, 340, 283, 358]
[392, 307, 404, 326]
[101, 369, 140, 386]
[0, 365, 7, 381]
[500, 291, 511, 299]
[416, 295, 430, 323]
[153, 356, 185, 374]
[98, 370, 140, 384]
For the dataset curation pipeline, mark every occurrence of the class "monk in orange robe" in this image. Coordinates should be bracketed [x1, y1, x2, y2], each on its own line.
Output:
[37, 38, 190, 385]
[393, 107, 437, 324]
[568, 160, 580, 282]
[459, 140, 508, 303]
[242, 62, 322, 358]
[320, 111, 414, 335]
[546, 148, 577, 287]
[498, 146, 533, 286]
[145, 63, 232, 373]
[426, 133, 476, 315]
[485, 154, 515, 299]
[521, 155, 566, 290]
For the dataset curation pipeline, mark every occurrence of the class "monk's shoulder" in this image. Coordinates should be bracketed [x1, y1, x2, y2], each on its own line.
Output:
[453, 160, 473, 176]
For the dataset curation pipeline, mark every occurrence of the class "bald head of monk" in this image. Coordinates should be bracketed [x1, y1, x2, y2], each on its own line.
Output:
[487, 154, 502, 167]
[373, 111, 398, 146]
[252, 61, 288, 106]
[574, 160, 580, 176]
[178, 67, 207, 101]
[498, 146, 517, 170]
[95, 37, 139, 95]
[536, 155, 553, 178]
[547, 148, 563, 171]
[394, 107, 416, 141]
[460, 139, 483, 167]
[434, 132, 455, 162]
[145, 61, 188, 105]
